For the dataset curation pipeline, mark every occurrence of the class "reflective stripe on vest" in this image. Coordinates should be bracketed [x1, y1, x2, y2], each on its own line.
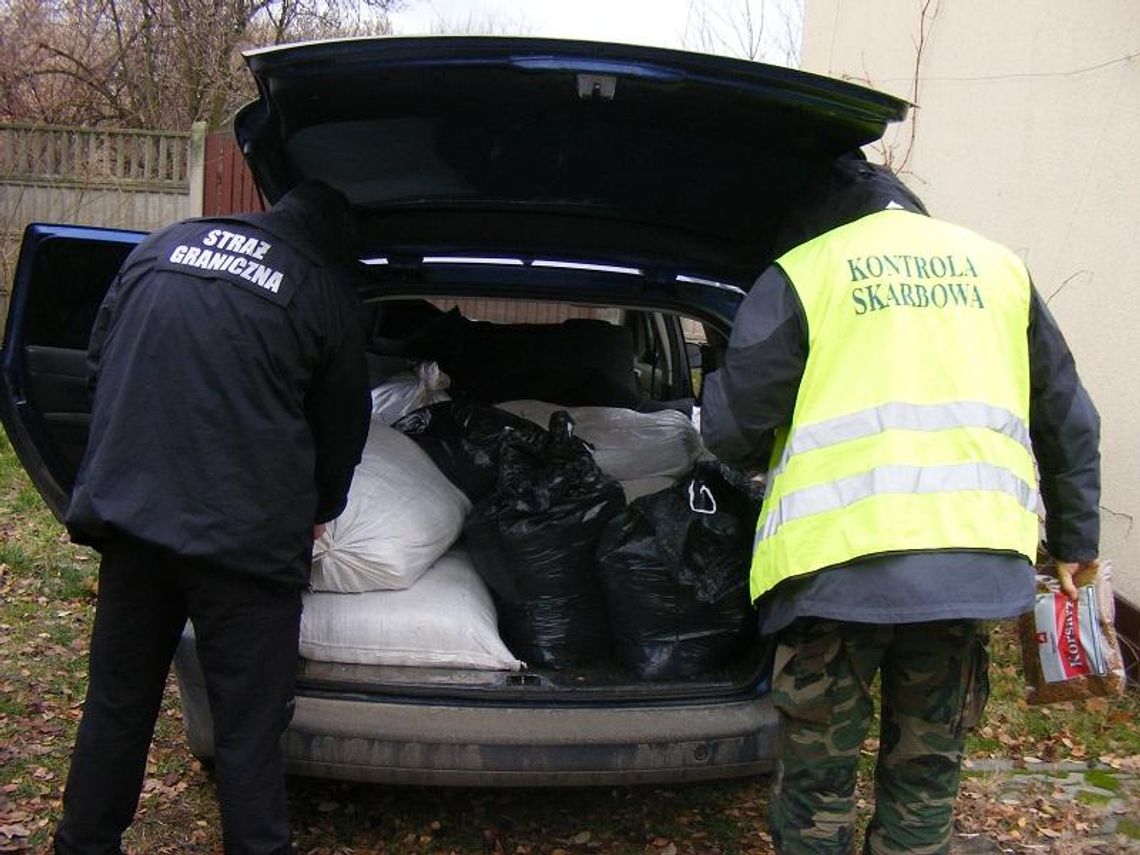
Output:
[768, 400, 1032, 478]
[758, 461, 1038, 543]
[749, 209, 1039, 601]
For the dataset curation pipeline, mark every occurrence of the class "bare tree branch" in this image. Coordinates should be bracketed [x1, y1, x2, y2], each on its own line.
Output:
[861, 0, 940, 175]
[0, 0, 399, 130]
[682, 0, 802, 65]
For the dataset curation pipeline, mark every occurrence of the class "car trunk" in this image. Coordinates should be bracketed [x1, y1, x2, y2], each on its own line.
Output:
[278, 282, 773, 709]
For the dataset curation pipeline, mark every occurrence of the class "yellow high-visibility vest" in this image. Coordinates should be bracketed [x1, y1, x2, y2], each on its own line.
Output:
[750, 209, 1039, 601]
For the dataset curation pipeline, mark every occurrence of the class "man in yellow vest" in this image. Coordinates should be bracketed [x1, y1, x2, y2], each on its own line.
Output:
[701, 153, 1100, 855]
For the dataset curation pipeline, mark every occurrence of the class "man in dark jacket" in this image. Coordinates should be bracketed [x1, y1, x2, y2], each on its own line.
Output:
[701, 154, 1100, 854]
[55, 180, 372, 855]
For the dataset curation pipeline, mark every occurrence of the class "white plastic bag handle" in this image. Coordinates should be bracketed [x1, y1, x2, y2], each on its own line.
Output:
[689, 481, 717, 515]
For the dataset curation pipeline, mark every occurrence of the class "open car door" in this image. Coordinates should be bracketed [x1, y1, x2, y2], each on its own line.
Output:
[0, 224, 143, 518]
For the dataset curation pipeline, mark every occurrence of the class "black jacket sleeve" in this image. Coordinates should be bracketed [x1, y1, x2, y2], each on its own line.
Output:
[1027, 284, 1101, 561]
[306, 274, 372, 524]
[700, 265, 807, 468]
[84, 282, 116, 398]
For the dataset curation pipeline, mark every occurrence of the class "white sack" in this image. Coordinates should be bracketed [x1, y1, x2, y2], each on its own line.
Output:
[621, 476, 677, 503]
[497, 400, 703, 481]
[311, 422, 471, 592]
[370, 361, 450, 424]
[300, 550, 525, 670]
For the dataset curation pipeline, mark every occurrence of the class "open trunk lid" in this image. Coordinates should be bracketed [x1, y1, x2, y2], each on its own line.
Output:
[236, 36, 908, 288]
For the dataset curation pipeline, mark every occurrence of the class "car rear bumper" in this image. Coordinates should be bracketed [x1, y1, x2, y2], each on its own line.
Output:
[174, 636, 777, 787]
[281, 694, 777, 786]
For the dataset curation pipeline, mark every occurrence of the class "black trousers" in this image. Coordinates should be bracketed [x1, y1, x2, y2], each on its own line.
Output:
[54, 536, 303, 855]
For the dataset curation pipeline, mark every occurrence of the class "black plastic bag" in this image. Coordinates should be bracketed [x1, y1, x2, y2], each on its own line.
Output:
[464, 412, 626, 668]
[392, 401, 546, 503]
[596, 460, 764, 680]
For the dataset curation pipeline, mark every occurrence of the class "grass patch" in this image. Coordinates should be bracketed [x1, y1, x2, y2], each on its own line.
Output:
[966, 621, 1140, 763]
[1075, 789, 1114, 807]
[51, 561, 98, 600]
[1084, 768, 1122, 791]
[1118, 818, 1140, 840]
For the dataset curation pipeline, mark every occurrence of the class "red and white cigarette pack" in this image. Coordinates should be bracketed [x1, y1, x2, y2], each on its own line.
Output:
[1018, 560, 1126, 705]
[1030, 586, 1106, 683]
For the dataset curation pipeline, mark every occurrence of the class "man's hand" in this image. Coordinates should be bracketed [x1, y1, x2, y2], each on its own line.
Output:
[313, 523, 327, 541]
[1053, 559, 1097, 602]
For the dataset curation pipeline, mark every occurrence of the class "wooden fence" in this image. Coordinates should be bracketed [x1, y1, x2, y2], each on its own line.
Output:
[203, 131, 264, 216]
[0, 123, 206, 331]
[2, 123, 192, 186]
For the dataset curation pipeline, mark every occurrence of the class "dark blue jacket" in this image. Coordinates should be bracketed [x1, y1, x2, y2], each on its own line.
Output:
[67, 182, 371, 587]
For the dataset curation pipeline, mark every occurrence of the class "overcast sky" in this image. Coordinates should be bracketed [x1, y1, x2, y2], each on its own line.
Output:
[388, 0, 802, 62]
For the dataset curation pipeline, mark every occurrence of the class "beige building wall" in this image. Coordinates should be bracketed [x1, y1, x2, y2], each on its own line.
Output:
[801, 1, 1140, 603]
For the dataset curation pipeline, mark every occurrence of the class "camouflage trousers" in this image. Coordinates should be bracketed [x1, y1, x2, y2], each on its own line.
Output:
[769, 618, 990, 855]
